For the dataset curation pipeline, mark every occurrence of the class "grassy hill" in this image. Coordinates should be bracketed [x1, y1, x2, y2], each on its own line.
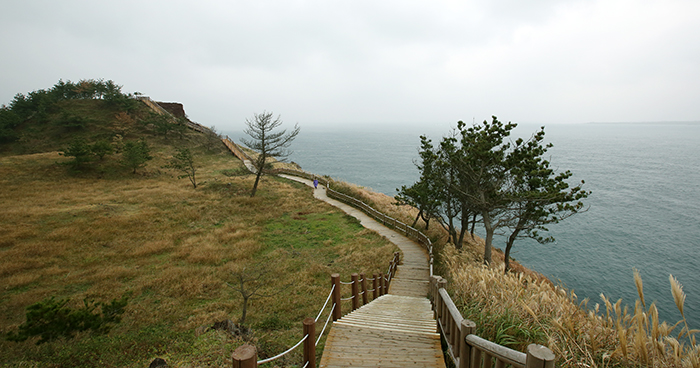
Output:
[0, 81, 397, 367]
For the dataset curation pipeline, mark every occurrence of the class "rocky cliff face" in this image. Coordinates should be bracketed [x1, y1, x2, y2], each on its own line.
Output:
[156, 102, 189, 120]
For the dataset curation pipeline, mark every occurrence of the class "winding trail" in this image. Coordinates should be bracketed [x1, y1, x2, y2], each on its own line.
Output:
[280, 175, 445, 368]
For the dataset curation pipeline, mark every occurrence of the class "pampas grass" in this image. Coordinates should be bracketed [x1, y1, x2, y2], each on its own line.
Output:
[442, 245, 700, 367]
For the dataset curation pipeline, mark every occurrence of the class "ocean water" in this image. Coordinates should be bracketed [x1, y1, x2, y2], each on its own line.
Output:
[225, 122, 700, 330]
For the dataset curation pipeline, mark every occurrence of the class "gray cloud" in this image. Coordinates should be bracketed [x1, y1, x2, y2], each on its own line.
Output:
[1, 0, 699, 130]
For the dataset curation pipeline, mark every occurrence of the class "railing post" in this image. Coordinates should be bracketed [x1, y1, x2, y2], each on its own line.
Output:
[392, 251, 400, 279]
[360, 272, 368, 305]
[459, 319, 476, 368]
[232, 344, 257, 368]
[446, 306, 453, 345]
[381, 273, 389, 295]
[451, 317, 459, 358]
[430, 276, 440, 303]
[429, 276, 437, 320]
[351, 273, 359, 311]
[388, 261, 393, 282]
[303, 317, 316, 368]
[373, 273, 379, 299]
[433, 277, 443, 322]
[471, 347, 482, 368]
[331, 273, 341, 321]
[525, 344, 555, 368]
[429, 256, 434, 277]
[438, 278, 447, 337]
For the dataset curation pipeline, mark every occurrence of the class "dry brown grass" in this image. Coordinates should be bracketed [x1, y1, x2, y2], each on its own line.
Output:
[0, 144, 397, 367]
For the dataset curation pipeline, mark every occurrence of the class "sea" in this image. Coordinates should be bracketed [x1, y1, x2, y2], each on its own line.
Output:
[224, 122, 700, 330]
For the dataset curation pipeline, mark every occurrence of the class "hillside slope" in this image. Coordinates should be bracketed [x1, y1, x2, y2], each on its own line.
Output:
[0, 81, 397, 367]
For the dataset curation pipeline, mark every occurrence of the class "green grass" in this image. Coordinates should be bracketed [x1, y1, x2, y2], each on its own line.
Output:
[264, 211, 367, 250]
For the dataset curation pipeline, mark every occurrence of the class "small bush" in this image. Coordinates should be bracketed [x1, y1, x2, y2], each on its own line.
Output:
[121, 138, 152, 173]
[59, 137, 94, 171]
[90, 139, 113, 160]
[56, 113, 91, 131]
[6, 295, 128, 344]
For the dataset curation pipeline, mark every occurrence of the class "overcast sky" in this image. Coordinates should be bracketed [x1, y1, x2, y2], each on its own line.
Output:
[1, 0, 699, 130]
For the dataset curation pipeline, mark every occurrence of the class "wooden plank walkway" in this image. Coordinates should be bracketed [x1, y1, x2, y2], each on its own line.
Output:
[320, 295, 444, 367]
[279, 175, 446, 368]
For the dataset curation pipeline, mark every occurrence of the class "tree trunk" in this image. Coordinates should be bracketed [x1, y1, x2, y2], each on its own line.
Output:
[446, 198, 458, 247]
[504, 216, 527, 273]
[411, 209, 423, 228]
[250, 156, 266, 197]
[456, 214, 468, 249]
[240, 295, 249, 325]
[504, 228, 521, 274]
[250, 170, 262, 197]
[470, 213, 477, 238]
[482, 210, 494, 265]
[448, 217, 458, 248]
[421, 212, 430, 230]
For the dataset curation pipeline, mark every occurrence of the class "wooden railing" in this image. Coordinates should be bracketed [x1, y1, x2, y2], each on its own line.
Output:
[223, 135, 254, 163]
[331, 251, 400, 320]
[323, 185, 434, 276]
[431, 276, 555, 368]
[231, 253, 401, 368]
[270, 168, 555, 367]
[221, 137, 556, 368]
[269, 167, 330, 187]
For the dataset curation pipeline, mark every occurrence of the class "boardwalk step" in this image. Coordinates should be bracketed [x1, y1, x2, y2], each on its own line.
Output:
[321, 295, 445, 367]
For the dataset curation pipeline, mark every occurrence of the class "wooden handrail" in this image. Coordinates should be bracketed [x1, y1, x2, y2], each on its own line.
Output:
[465, 335, 527, 367]
[222, 136, 254, 163]
[330, 252, 400, 321]
[431, 276, 555, 368]
[229, 254, 401, 367]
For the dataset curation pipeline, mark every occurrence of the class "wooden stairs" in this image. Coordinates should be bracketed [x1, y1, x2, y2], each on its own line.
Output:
[318, 215, 445, 367]
[319, 294, 445, 367]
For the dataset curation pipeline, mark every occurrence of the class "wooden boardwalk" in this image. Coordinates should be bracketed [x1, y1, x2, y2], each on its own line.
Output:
[276, 175, 445, 367]
[320, 294, 444, 367]
[318, 237, 444, 367]
[224, 148, 556, 368]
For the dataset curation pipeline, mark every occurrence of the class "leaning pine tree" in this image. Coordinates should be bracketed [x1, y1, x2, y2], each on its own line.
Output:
[410, 117, 588, 267]
[241, 112, 300, 197]
[500, 127, 589, 273]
